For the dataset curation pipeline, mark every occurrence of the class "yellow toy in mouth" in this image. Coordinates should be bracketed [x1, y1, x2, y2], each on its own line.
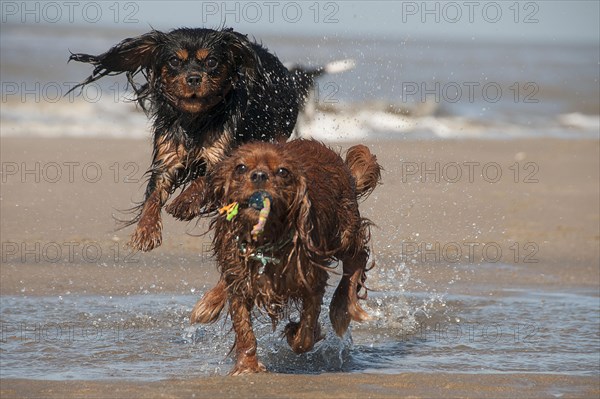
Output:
[218, 191, 273, 241]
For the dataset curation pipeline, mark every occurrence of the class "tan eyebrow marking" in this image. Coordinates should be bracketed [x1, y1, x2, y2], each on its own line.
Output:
[196, 49, 210, 60]
[175, 49, 189, 60]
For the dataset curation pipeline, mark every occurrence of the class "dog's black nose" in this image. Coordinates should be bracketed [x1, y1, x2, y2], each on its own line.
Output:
[250, 170, 268, 184]
[186, 75, 202, 87]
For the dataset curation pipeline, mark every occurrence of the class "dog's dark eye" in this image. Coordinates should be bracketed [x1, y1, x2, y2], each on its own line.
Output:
[168, 56, 181, 68]
[276, 167, 290, 178]
[235, 164, 247, 175]
[206, 57, 218, 71]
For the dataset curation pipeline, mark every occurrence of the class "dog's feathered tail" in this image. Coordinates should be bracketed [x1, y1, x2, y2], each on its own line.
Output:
[345, 145, 382, 201]
[287, 59, 355, 102]
[291, 58, 356, 81]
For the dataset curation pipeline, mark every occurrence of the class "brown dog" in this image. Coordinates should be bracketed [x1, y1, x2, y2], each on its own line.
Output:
[190, 139, 381, 374]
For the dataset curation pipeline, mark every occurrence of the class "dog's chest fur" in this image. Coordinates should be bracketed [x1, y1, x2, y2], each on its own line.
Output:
[217, 232, 328, 320]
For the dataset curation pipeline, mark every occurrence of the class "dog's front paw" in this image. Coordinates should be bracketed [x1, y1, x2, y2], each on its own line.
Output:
[166, 189, 203, 221]
[229, 359, 266, 376]
[190, 280, 227, 324]
[127, 224, 162, 252]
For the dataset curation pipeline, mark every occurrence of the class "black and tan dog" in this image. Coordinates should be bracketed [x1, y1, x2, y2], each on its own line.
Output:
[69, 27, 352, 251]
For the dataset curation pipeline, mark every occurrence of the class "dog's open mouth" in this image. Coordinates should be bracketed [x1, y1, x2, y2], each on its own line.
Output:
[175, 94, 220, 113]
[177, 93, 225, 110]
[182, 93, 207, 102]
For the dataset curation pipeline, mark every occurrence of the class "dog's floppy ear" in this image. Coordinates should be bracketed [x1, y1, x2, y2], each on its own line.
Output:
[67, 30, 167, 94]
[221, 30, 269, 89]
[291, 175, 317, 251]
[205, 157, 233, 211]
[291, 174, 339, 257]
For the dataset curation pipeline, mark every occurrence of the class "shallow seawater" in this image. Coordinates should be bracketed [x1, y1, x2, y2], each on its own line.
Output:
[2, 24, 599, 141]
[1, 266, 598, 380]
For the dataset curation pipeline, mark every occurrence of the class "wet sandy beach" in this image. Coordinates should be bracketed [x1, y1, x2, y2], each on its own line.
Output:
[1, 137, 599, 398]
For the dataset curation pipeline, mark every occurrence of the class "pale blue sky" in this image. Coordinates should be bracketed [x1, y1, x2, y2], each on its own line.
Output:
[110, 1, 599, 43]
[2, 1, 599, 43]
